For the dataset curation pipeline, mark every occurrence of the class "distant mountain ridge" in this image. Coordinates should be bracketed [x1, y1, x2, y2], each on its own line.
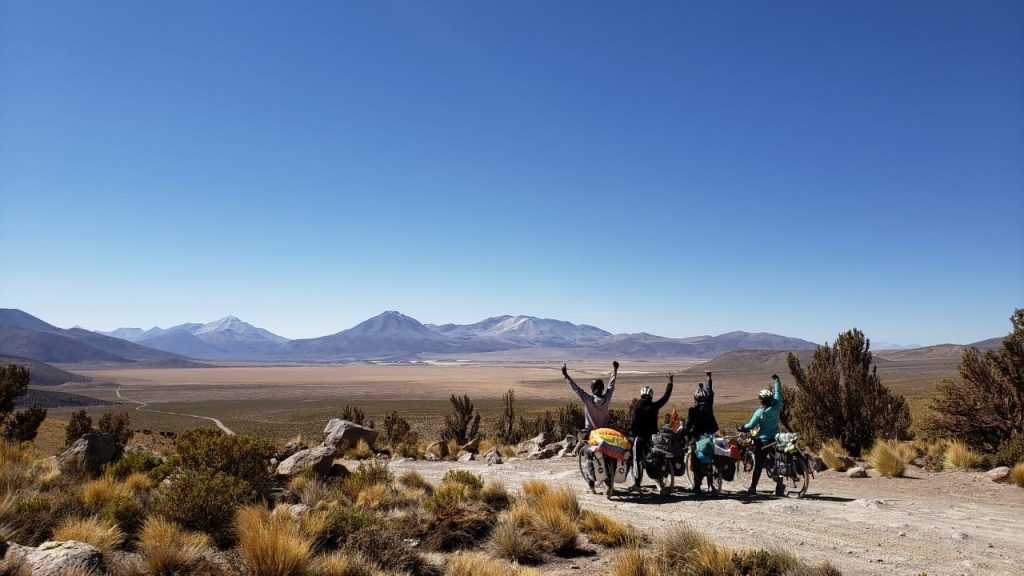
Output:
[99, 315, 289, 360]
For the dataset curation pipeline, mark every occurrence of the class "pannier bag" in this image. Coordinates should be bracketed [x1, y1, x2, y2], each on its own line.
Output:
[589, 428, 632, 461]
[713, 436, 740, 460]
[714, 455, 737, 481]
[775, 432, 801, 454]
[695, 434, 715, 464]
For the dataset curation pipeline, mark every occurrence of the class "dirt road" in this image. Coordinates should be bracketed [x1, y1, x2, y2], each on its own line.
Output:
[115, 387, 235, 435]
[385, 456, 1024, 576]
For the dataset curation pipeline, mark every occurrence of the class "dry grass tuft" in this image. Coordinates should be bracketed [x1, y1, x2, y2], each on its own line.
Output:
[137, 517, 211, 576]
[819, 439, 850, 471]
[481, 480, 513, 511]
[536, 485, 581, 520]
[82, 477, 125, 512]
[122, 472, 153, 493]
[580, 510, 639, 547]
[895, 442, 919, 465]
[943, 441, 985, 470]
[399, 470, 434, 494]
[53, 516, 125, 558]
[1011, 463, 1024, 488]
[531, 505, 579, 555]
[236, 505, 311, 576]
[867, 440, 906, 477]
[477, 438, 496, 454]
[608, 547, 659, 576]
[653, 523, 706, 571]
[345, 439, 374, 460]
[447, 439, 460, 459]
[355, 483, 396, 511]
[519, 479, 549, 500]
[491, 510, 543, 565]
[309, 551, 376, 576]
[296, 477, 332, 507]
[444, 551, 506, 576]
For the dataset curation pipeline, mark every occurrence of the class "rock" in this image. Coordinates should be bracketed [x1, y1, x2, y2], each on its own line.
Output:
[424, 452, 438, 461]
[526, 446, 557, 460]
[276, 445, 336, 478]
[528, 432, 546, 445]
[329, 463, 349, 478]
[6, 541, 105, 576]
[986, 466, 1011, 483]
[564, 434, 578, 450]
[837, 455, 857, 471]
[426, 441, 449, 458]
[323, 419, 378, 451]
[460, 437, 480, 454]
[276, 440, 308, 461]
[952, 531, 968, 541]
[458, 452, 475, 462]
[483, 448, 502, 465]
[847, 467, 868, 478]
[57, 433, 119, 475]
[811, 455, 828, 472]
[556, 446, 573, 458]
[273, 503, 309, 525]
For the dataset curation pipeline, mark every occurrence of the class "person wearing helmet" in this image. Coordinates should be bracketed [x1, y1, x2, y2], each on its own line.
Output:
[627, 374, 674, 492]
[685, 371, 719, 493]
[737, 373, 783, 495]
[563, 361, 618, 430]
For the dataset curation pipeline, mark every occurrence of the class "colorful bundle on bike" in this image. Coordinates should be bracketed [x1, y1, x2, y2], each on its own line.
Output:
[588, 428, 632, 460]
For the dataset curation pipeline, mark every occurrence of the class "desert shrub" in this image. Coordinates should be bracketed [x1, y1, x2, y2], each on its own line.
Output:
[787, 329, 911, 455]
[383, 411, 416, 445]
[152, 468, 252, 545]
[990, 431, 1024, 468]
[98, 413, 132, 446]
[819, 439, 851, 471]
[172, 428, 276, 498]
[345, 439, 374, 460]
[516, 412, 555, 443]
[340, 405, 366, 426]
[137, 517, 211, 576]
[65, 410, 93, 446]
[122, 472, 152, 493]
[495, 389, 520, 444]
[943, 441, 985, 469]
[606, 409, 629, 434]
[310, 551, 376, 576]
[925, 309, 1023, 453]
[100, 493, 147, 538]
[441, 394, 480, 445]
[236, 505, 310, 576]
[1011, 463, 1024, 488]
[53, 516, 125, 557]
[391, 440, 421, 458]
[345, 523, 437, 575]
[490, 510, 543, 565]
[579, 510, 639, 547]
[0, 365, 46, 443]
[609, 548, 658, 576]
[5, 492, 58, 545]
[555, 403, 585, 439]
[306, 504, 381, 551]
[399, 470, 434, 494]
[340, 460, 393, 502]
[428, 480, 479, 511]
[867, 440, 906, 477]
[731, 547, 799, 576]
[480, 480, 513, 511]
[442, 469, 484, 492]
[423, 500, 495, 552]
[106, 451, 161, 480]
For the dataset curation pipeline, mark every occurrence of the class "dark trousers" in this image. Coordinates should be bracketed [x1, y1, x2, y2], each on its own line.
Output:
[749, 438, 766, 491]
[632, 435, 650, 487]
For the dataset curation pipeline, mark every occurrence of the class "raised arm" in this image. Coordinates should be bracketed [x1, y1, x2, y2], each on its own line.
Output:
[653, 374, 674, 409]
[607, 360, 619, 393]
[705, 370, 714, 403]
[563, 364, 585, 400]
[771, 373, 782, 405]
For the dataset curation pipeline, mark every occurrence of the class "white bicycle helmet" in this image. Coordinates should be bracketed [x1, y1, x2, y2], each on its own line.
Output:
[758, 388, 773, 404]
[640, 386, 654, 400]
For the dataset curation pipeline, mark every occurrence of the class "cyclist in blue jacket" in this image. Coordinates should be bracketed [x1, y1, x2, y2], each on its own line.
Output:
[737, 374, 783, 495]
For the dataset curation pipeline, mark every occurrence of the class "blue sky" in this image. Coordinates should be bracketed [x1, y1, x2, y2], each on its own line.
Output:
[1, 1, 1021, 345]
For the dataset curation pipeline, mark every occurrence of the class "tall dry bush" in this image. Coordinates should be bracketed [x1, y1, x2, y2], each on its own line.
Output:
[0, 365, 45, 442]
[786, 329, 911, 455]
[441, 394, 480, 445]
[924, 309, 1024, 454]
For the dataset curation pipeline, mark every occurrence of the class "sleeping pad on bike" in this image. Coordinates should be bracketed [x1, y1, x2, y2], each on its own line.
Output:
[589, 428, 632, 460]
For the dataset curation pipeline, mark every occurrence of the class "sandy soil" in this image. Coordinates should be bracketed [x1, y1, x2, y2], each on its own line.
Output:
[384, 456, 1024, 576]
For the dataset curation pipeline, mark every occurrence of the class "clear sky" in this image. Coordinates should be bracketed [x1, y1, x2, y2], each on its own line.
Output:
[1, 1, 1021, 345]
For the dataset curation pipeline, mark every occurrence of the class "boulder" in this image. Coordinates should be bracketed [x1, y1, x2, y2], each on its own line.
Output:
[460, 437, 480, 454]
[6, 541, 105, 576]
[563, 434, 578, 451]
[986, 466, 1011, 483]
[846, 466, 868, 478]
[323, 419, 378, 451]
[276, 440, 308, 461]
[426, 441, 449, 458]
[276, 445, 336, 477]
[483, 448, 502, 465]
[57, 433, 118, 475]
[458, 452, 475, 462]
[526, 446, 557, 460]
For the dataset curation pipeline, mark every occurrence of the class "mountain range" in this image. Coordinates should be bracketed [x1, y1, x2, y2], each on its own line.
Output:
[0, 308, 1002, 365]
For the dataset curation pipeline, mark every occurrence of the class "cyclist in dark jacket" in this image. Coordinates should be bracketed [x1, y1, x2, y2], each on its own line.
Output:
[627, 375, 673, 492]
[686, 371, 719, 493]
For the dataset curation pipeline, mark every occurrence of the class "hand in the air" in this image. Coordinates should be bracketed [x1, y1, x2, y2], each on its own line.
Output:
[771, 373, 780, 382]
[668, 374, 674, 384]
[613, 360, 619, 371]
[561, 364, 568, 378]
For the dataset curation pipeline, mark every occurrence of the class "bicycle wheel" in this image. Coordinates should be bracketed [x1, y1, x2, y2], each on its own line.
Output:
[785, 453, 811, 498]
[578, 450, 596, 493]
[707, 464, 723, 495]
[631, 441, 643, 486]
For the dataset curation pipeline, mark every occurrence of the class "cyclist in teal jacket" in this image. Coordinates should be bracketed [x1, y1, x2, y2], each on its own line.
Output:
[737, 374, 783, 495]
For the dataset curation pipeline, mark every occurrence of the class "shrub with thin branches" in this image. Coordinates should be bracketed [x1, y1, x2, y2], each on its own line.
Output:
[441, 394, 480, 445]
[65, 410, 93, 447]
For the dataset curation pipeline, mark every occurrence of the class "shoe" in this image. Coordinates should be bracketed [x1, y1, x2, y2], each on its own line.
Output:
[745, 487, 757, 495]
[628, 484, 642, 493]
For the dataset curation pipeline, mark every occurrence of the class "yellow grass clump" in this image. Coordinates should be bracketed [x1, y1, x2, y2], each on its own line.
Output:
[53, 516, 125, 558]
[345, 439, 374, 460]
[867, 440, 906, 478]
[536, 484, 581, 520]
[236, 505, 311, 576]
[519, 479, 550, 500]
[82, 477, 126, 512]
[943, 441, 985, 469]
[137, 517, 211, 576]
[580, 510, 639, 547]
[122, 472, 153, 493]
[608, 548, 659, 576]
[446, 439, 461, 459]
[480, 480, 513, 511]
[490, 509, 543, 564]
[478, 438, 497, 454]
[309, 551, 376, 576]
[532, 505, 579, 555]
[819, 439, 850, 471]
[399, 470, 433, 494]
[1011, 463, 1024, 488]
[444, 551, 540, 576]
[895, 442, 919, 465]
[355, 483, 396, 511]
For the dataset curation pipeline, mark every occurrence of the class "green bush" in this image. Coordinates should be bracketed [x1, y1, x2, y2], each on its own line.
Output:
[153, 468, 252, 545]
[101, 493, 147, 538]
[440, 470, 483, 492]
[340, 460, 393, 502]
[173, 428, 276, 497]
[106, 451, 162, 480]
[309, 505, 382, 551]
[992, 432, 1024, 468]
[98, 412, 132, 446]
[65, 410, 93, 446]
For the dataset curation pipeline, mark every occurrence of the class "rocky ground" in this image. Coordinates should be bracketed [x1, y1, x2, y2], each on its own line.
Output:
[383, 454, 1024, 576]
